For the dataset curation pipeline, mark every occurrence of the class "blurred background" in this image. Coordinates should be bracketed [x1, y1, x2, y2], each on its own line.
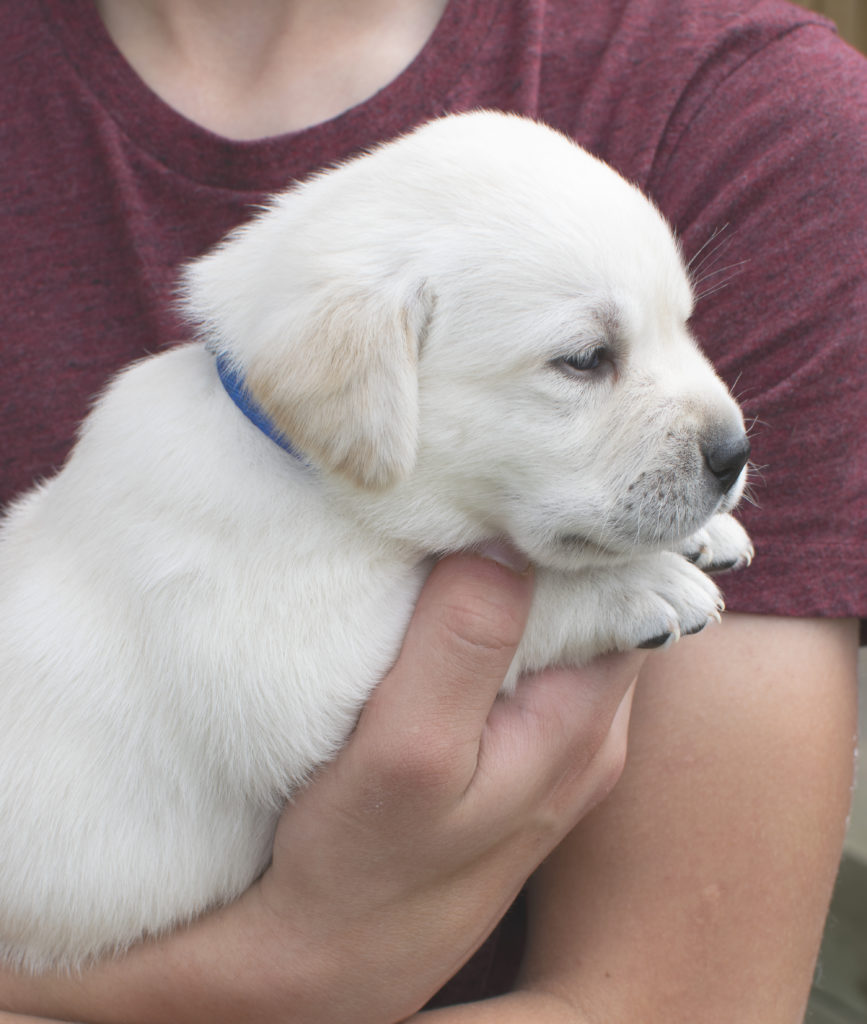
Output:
[794, 0, 867, 46]
[789, 4, 866, 1021]
[808, 646, 867, 1023]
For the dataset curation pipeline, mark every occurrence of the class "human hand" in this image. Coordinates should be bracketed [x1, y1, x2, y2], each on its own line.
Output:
[244, 550, 644, 1023]
[0, 551, 642, 1024]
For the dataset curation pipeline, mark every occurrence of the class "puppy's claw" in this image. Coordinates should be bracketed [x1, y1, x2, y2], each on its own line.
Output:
[682, 618, 712, 638]
[706, 558, 737, 573]
[638, 631, 674, 650]
[684, 544, 708, 566]
[705, 545, 754, 574]
[682, 516, 754, 574]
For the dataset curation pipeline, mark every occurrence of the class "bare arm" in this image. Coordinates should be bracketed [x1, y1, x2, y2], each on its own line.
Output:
[409, 613, 858, 1023]
[0, 553, 640, 1024]
[1, 601, 853, 1023]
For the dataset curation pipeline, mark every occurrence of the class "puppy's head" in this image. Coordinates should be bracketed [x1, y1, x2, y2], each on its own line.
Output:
[182, 112, 748, 566]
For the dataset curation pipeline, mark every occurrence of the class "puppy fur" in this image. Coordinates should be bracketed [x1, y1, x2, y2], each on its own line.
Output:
[0, 112, 752, 970]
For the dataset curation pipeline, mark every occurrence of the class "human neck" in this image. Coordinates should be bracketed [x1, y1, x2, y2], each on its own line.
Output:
[93, 0, 449, 139]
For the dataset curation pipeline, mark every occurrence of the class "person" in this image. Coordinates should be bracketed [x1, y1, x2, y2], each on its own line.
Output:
[0, 0, 863, 1020]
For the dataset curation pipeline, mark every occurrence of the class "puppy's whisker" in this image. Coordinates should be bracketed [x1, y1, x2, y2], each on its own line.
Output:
[690, 246, 735, 287]
[694, 279, 736, 303]
[694, 262, 750, 305]
[740, 484, 762, 510]
[687, 223, 731, 277]
[744, 414, 768, 436]
[729, 383, 760, 407]
[692, 258, 750, 288]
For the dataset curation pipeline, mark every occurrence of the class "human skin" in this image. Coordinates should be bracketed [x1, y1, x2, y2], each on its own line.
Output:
[91, 0, 452, 139]
[0, 3, 859, 1019]
[0, 562, 856, 1023]
[410, 614, 858, 1024]
[0, 552, 643, 1022]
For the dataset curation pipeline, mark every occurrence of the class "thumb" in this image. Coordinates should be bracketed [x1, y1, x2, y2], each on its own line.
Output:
[359, 549, 535, 748]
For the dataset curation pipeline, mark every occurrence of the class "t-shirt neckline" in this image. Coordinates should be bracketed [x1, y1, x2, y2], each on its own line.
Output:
[39, 0, 499, 191]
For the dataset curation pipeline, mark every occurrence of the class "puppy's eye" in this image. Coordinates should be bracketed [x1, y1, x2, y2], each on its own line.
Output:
[554, 346, 610, 376]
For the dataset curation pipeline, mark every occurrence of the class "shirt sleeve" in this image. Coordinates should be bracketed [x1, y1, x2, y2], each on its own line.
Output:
[648, 23, 867, 626]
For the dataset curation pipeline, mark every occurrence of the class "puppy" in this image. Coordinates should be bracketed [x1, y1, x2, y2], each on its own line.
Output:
[0, 111, 752, 971]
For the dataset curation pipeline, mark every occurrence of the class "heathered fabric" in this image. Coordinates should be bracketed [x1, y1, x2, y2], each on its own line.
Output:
[1, 0, 866, 1001]
[3, 0, 865, 624]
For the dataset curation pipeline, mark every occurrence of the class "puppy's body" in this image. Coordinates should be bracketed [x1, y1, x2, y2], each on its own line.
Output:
[0, 344, 425, 965]
[0, 112, 752, 969]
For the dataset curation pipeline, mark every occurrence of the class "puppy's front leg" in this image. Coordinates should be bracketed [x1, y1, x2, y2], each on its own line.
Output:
[681, 513, 754, 573]
[504, 554, 725, 691]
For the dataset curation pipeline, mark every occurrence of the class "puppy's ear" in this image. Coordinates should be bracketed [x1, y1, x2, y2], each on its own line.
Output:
[245, 283, 431, 490]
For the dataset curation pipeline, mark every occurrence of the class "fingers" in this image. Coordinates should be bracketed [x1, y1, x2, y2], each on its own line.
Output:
[551, 677, 637, 821]
[355, 552, 645, 816]
[339, 548, 645, 859]
[357, 552, 535, 761]
[468, 655, 643, 837]
[259, 553, 642, 1007]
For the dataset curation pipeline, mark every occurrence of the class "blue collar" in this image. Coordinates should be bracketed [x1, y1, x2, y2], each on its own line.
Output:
[214, 353, 308, 463]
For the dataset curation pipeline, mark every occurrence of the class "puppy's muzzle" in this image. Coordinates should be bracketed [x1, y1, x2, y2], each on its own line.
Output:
[703, 433, 751, 495]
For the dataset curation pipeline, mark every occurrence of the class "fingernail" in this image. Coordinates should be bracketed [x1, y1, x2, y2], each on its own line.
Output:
[473, 539, 531, 575]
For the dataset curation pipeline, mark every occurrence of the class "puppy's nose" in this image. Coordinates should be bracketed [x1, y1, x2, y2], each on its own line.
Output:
[703, 434, 751, 493]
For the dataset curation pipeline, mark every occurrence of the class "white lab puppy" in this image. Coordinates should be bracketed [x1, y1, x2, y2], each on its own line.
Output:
[0, 112, 752, 971]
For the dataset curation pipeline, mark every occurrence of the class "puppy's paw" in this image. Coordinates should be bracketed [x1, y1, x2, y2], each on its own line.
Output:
[516, 553, 730, 675]
[626, 553, 725, 651]
[682, 513, 753, 574]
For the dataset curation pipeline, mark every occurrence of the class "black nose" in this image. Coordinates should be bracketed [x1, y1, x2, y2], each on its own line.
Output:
[703, 434, 750, 494]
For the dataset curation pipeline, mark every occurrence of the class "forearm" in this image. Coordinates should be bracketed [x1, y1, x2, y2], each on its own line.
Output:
[0, 884, 438, 1024]
[408, 990, 578, 1023]
[0, 556, 640, 1024]
[519, 615, 858, 1024]
[0, 891, 307, 1024]
[0, 987, 579, 1024]
[0, 1014, 57, 1024]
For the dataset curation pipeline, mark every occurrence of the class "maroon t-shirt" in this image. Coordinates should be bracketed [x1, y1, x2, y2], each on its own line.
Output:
[2, 0, 866, 1006]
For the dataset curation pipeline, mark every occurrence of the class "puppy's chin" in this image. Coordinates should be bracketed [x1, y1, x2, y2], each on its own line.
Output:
[519, 533, 642, 573]
[554, 533, 623, 559]
[525, 512, 719, 571]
